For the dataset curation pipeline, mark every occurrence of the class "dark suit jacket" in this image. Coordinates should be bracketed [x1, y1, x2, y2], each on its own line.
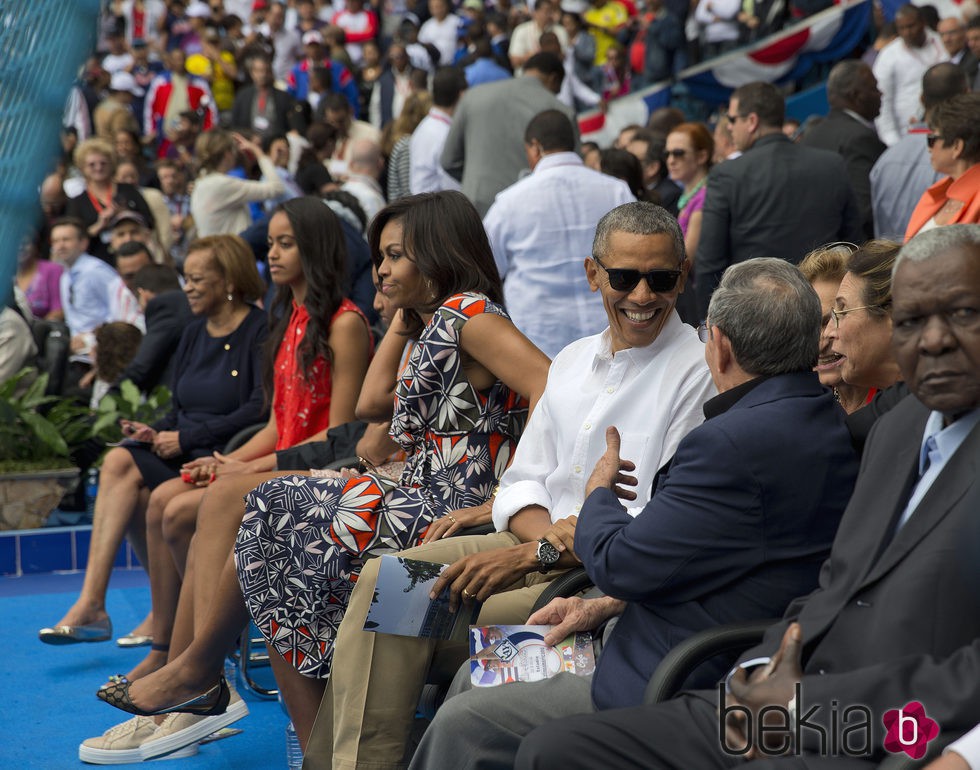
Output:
[737, 395, 980, 760]
[115, 289, 193, 394]
[695, 134, 863, 318]
[231, 85, 307, 136]
[576, 372, 860, 710]
[802, 109, 886, 240]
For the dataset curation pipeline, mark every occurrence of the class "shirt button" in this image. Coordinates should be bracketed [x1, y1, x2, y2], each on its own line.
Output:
[231, 369, 239, 377]
[573, 504, 581, 512]
[574, 465, 582, 474]
[606, 387, 615, 394]
[224, 343, 230, 351]
[584, 422, 591, 430]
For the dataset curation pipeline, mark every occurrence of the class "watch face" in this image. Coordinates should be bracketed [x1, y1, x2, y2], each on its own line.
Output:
[537, 539, 560, 567]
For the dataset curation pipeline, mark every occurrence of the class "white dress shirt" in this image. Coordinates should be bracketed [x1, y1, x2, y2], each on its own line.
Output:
[947, 723, 980, 769]
[109, 279, 147, 333]
[873, 30, 948, 146]
[409, 108, 462, 194]
[492, 315, 716, 532]
[483, 151, 636, 357]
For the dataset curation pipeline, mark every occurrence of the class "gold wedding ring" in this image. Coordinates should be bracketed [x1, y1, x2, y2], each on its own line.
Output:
[462, 589, 474, 599]
[448, 515, 458, 524]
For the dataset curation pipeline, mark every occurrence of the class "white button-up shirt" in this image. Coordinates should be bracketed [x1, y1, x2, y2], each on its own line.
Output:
[409, 108, 462, 195]
[873, 30, 948, 146]
[492, 314, 716, 531]
[483, 151, 636, 358]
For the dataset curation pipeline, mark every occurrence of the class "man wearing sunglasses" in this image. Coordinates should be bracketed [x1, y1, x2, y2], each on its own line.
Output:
[301, 202, 717, 769]
[695, 81, 862, 320]
[407, 257, 859, 770]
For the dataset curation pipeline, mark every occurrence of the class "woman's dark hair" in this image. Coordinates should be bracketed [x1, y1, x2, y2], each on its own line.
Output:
[599, 148, 646, 201]
[846, 239, 901, 319]
[367, 191, 503, 335]
[930, 92, 980, 164]
[262, 196, 349, 399]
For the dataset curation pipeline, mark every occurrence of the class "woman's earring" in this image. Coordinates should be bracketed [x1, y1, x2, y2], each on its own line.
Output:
[227, 292, 234, 302]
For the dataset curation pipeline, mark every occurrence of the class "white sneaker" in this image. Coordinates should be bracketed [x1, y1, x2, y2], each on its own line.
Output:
[78, 715, 199, 764]
[138, 691, 249, 761]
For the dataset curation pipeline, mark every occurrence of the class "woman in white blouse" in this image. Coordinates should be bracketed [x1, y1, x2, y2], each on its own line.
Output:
[190, 130, 286, 236]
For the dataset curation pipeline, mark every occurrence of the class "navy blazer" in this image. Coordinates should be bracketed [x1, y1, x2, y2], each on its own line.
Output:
[576, 371, 859, 710]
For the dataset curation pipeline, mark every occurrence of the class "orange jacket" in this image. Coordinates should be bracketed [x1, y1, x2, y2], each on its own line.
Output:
[905, 162, 980, 241]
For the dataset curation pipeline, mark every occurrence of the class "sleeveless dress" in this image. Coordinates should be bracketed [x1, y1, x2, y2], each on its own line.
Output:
[235, 293, 529, 678]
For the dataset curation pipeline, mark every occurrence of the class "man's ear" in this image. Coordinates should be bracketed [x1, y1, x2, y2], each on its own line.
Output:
[713, 326, 735, 374]
[674, 258, 690, 296]
[585, 257, 600, 293]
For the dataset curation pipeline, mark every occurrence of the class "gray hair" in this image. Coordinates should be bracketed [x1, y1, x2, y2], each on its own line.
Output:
[894, 224, 980, 278]
[592, 201, 685, 265]
[707, 257, 821, 376]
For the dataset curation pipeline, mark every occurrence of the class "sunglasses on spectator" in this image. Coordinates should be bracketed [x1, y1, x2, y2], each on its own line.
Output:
[926, 133, 944, 148]
[592, 255, 682, 293]
[726, 114, 745, 125]
[665, 149, 688, 159]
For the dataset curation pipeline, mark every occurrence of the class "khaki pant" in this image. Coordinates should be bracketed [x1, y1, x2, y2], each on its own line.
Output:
[302, 532, 564, 770]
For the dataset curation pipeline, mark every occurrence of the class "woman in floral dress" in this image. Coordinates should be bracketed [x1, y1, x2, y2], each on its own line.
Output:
[97, 192, 551, 750]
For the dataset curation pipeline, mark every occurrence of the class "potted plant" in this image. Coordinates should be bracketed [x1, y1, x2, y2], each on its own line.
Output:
[0, 368, 91, 530]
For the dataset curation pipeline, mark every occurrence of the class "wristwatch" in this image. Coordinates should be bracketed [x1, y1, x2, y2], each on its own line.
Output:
[535, 538, 561, 572]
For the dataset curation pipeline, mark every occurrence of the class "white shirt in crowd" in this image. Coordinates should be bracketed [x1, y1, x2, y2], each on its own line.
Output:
[409, 107, 461, 194]
[341, 174, 386, 222]
[509, 20, 569, 64]
[418, 13, 461, 66]
[483, 151, 636, 357]
[258, 23, 303, 82]
[873, 28, 948, 146]
[693, 0, 741, 44]
[492, 315, 716, 532]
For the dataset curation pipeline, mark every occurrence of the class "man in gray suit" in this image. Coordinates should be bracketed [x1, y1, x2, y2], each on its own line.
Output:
[695, 81, 862, 319]
[440, 51, 576, 216]
[517, 224, 980, 769]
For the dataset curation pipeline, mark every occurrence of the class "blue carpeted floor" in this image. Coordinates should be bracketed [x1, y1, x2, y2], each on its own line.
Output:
[0, 569, 285, 768]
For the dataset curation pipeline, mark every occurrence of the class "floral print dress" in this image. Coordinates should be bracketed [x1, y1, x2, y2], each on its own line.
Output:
[235, 293, 529, 678]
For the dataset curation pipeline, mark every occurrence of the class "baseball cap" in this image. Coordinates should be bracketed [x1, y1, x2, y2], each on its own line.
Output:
[109, 211, 149, 229]
[302, 30, 324, 45]
[109, 71, 145, 96]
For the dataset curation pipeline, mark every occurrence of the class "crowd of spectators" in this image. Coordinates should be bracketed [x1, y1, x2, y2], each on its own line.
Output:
[7, 0, 980, 768]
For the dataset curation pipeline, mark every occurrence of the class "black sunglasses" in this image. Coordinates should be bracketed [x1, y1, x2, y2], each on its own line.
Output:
[592, 255, 682, 293]
[665, 149, 688, 159]
[926, 133, 943, 148]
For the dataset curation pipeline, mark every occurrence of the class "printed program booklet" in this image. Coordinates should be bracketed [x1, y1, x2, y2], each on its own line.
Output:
[362, 554, 480, 640]
[468, 625, 596, 687]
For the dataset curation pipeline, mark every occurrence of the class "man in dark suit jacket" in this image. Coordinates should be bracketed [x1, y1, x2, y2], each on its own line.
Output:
[516, 225, 980, 770]
[696, 82, 863, 319]
[231, 54, 307, 137]
[407, 258, 860, 770]
[116, 265, 192, 393]
[802, 61, 887, 240]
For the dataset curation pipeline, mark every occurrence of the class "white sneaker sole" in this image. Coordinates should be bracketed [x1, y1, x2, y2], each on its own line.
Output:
[79, 740, 198, 764]
[139, 698, 249, 761]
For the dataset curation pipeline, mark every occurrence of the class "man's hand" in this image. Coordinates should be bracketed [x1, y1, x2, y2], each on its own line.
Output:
[540, 516, 580, 562]
[727, 623, 805, 759]
[925, 753, 970, 770]
[584, 427, 638, 501]
[422, 500, 493, 543]
[527, 595, 625, 645]
[429, 544, 537, 612]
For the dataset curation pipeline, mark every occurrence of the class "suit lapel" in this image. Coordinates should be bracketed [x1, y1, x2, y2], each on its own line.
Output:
[860, 421, 980, 588]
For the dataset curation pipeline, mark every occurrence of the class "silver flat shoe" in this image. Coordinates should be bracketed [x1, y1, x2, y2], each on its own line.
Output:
[39, 617, 113, 645]
[116, 632, 153, 648]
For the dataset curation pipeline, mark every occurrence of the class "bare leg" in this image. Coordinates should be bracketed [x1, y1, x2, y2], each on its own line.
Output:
[123, 488, 153, 639]
[161, 487, 206, 576]
[268, 647, 326, 750]
[50, 447, 146, 628]
[124, 479, 198, 681]
[123, 549, 251, 713]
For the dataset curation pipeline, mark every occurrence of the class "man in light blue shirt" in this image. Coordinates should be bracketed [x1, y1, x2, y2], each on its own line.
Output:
[483, 109, 635, 357]
[51, 217, 119, 364]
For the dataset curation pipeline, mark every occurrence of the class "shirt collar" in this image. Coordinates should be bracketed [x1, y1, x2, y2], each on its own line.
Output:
[920, 407, 980, 472]
[533, 151, 585, 174]
[703, 375, 770, 420]
[590, 311, 686, 371]
[843, 108, 875, 130]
